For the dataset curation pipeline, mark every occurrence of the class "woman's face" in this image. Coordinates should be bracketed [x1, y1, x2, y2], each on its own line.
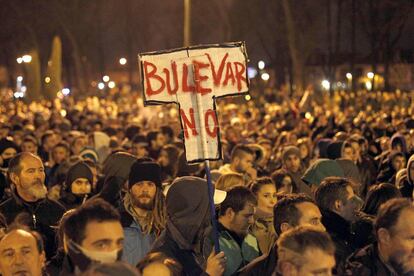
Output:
[257, 184, 277, 214]
[279, 176, 293, 195]
[158, 150, 169, 167]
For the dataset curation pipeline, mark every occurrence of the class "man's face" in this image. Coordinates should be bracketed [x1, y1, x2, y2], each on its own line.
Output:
[0, 230, 45, 276]
[385, 208, 414, 274]
[228, 202, 256, 237]
[295, 248, 335, 276]
[12, 155, 47, 202]
[337, 186, 361, 222]
[350, 142, 361, 161]
[52, 146, 68, 164]
[44, 134, 58, 152]
[342, 146, 355, 162]
[131, 143, 148, 158]
[71, 178, 91, 195]
[235, 153, 254, 174]
[73, 136, 88, 154]
[284, 154, 301, 173]
[21, 142, 38, 155]
[81, 221, 124, 253]
[296, 202, 326, 232]
[130, 181, 157, 210]
[393, 156, 406, 171]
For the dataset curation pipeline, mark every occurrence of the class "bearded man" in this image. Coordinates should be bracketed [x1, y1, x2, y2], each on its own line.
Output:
[120, 159, 166, 266]
[0, 152, 65, 259]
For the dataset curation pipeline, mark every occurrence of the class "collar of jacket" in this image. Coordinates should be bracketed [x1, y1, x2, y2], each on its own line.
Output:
[321, 208, 352, 239]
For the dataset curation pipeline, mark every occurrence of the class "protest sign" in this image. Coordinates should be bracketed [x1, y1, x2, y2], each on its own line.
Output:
[139, 42, 249, 162]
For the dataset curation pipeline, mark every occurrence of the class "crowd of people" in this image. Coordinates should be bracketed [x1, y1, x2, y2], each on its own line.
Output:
[0, 86, 414, 275]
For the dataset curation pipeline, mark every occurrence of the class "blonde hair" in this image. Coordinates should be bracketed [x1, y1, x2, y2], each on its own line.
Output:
[215, 173, 245, 191]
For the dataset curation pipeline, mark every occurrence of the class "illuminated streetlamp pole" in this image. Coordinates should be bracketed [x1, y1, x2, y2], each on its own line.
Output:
[184, 0, 191, 47]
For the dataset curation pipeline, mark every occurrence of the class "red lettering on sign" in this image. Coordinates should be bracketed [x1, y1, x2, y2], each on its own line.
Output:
[180, 108, 198, 139]
[163, 61, 178, 95]
[204, 109, 218, 138]
[182, 63, 195, 93]
[143, 61, 165, 96]
[193, 60, 212, 95]
[206, 53, 228, 87]
[234, 62, 246, 91]
[223, 62, 235, 86]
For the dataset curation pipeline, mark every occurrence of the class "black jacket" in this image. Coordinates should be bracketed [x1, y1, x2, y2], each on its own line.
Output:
[151, 230, 208, 276]
[321, 209, 356, 274]
[0, 193, 66, 259]
[345, 243, 399, 276]
[239, 243, 277, 276]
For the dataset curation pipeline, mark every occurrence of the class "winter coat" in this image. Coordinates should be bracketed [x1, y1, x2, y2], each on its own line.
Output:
[345, 243, 399, 276]
[238, 243, 277, 276]
[217, 223, 260, 276]
[0, 193, 66, 259]
[320, 209, 357, 274]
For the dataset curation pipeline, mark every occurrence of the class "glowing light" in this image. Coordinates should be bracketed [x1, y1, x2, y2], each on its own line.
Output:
[45, 77, 51, 83]
[247, 67, 258, 79]
[258, 60, 265, 70]
[321, 80, 330, 90]
[16, 57, 23, 64]
[22, 55, 32, 63]
[119, 58, 127, 65]
[365, 81, 372, 90]
[21, 86, 27, 93]
[367, 72, 374, 79]
[261, 73, 270, 81]
[245, 95, 251, 101]
[17, 76, 23, 82]
[108, 81, 115, 89]
[305, 112, 312, 119]
[98, 82, 105, 90]
[346, 73, 352, 79]
[60, 109, 67, 117]
[62, 88, 70, 95]
[103, 75, 110, 82]
[14, 92, 24, 98]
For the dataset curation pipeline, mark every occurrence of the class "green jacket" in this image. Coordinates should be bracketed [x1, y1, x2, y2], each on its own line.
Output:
[218, 225, 260, 276]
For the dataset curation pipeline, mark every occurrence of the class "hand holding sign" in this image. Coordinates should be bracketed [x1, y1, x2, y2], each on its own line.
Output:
[139, 42, 249, 162]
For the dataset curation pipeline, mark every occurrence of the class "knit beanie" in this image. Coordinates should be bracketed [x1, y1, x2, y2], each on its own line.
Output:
[0, 138, 19, 155]
[128, 161, 162, 189]
[65, 161, 93, 191]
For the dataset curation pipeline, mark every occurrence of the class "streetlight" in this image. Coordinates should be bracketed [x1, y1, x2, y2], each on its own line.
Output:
[16, 57, 23, 64]
[321, 80, 330, 90]
[367, 72, 374, 79]
[108, 81, 115, 89]
[22, 55, 32, 63]
[119, 58, 127, 65]
[258, 60, 265, 70]
[98, 82, 105, 90]
[346, 73, 352, 80]
[261, 72, 270, 81]
[102, 75, 110, 82]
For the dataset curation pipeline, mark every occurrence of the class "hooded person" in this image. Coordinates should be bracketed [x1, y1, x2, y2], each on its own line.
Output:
[91, 131, 111, 163]
[398, 155, 414, 198]
[314, 138, 332, 159]
[120, 160, 166, 266]
[60, 161, 93, 209]
[301, 159, 345, 190]
[336, 159, 363, 196]
[278, 146, 312, 197]
[0, 138, 20, 171]
[151, 176, 227, 276]
[92, 152, 137, 208]
[326, 141, 344, 160]
[376, 151, 406, 184]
